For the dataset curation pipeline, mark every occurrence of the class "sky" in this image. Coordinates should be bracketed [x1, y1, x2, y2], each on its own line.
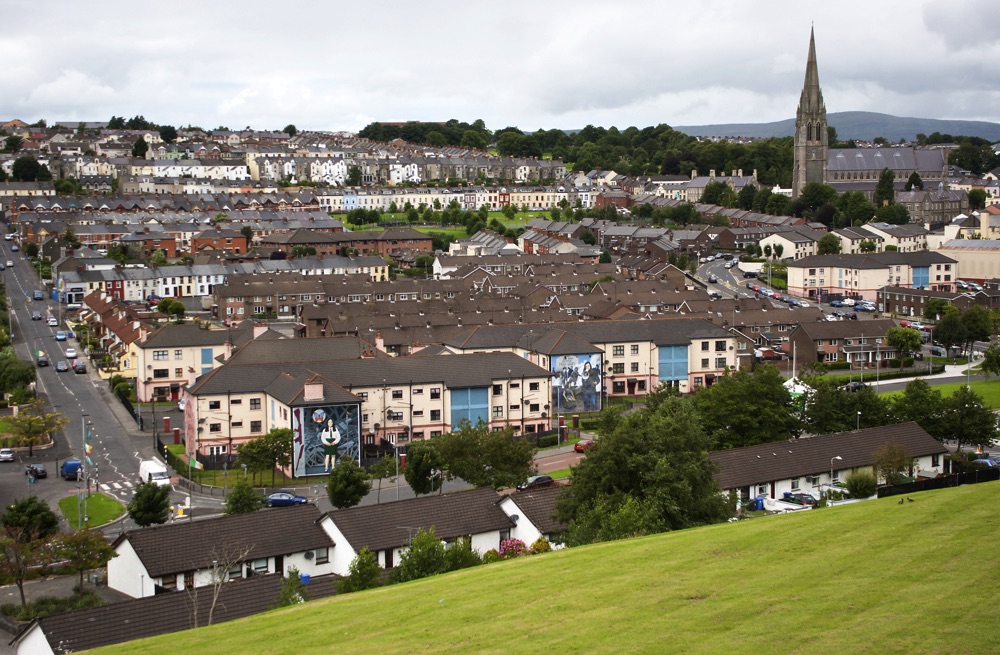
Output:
[3, 0, 999, 134]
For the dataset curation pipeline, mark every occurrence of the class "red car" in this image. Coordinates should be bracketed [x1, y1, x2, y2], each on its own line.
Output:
[574, 439, 595, 453]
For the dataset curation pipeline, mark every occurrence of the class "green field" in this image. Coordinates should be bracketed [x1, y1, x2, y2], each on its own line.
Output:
[92, 482, 1000, 655]
[58, 493, 125, 528]
[883, 378, 1000, 407]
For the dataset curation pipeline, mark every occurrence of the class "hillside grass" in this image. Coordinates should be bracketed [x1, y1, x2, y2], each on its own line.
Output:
[883, 377, 1000, 407]
[91, 481, 1000, 655]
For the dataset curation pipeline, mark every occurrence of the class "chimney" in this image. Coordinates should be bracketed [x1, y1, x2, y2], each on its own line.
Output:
[375, 331, 385, 352]
[303, 382, 324, 402]
[691, 169, 697, 180]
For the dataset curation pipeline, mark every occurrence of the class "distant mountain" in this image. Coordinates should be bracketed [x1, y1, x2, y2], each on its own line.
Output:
[674, 111, 1000, 142]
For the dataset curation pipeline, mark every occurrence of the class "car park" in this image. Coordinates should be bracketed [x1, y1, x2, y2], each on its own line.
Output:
[516, 474, 555, 491]
[265, 492, 308, 507]
[0, 448, 14, 462]
[55, 361, 70, 372]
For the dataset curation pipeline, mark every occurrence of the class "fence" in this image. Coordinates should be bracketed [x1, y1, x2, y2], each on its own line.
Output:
[876, 468, 1000, 498]
[115, 388, 141, 427]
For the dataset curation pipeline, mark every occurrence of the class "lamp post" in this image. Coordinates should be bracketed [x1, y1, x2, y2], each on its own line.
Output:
[856, 411, 861, 431]
[830, 455, 842, 495]
[146, 377, 157, 451]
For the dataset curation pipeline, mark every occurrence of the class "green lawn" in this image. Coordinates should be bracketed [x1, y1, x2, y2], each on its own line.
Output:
[58, 493, 125, 529]
[883, 377, 1000, 407]
[91, 482, 1000, 655]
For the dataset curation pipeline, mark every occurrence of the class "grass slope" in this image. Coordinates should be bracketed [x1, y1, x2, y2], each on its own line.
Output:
[92, 483, 1000, 655]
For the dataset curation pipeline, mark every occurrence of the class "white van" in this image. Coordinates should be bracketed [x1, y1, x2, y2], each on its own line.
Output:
[138, 459, 171, 487]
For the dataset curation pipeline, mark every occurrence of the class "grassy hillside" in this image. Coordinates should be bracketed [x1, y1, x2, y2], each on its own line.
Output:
[92, 482, 1000, 655]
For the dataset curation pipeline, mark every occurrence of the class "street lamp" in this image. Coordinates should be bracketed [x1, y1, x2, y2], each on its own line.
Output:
[856, 411, 861, 431]
[830, 455, 842, 494]
[146, 377, 157, 450]
[78, 414, 89, 529]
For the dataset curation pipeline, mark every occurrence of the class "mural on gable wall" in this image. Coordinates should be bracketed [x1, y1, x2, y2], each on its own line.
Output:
[291, 403, 361, 477]
[551, 353, 603, 415]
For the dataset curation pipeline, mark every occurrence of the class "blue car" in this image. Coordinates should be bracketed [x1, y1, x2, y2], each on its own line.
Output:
[829, 300, 844, 307]
[265, 492, 308, 507]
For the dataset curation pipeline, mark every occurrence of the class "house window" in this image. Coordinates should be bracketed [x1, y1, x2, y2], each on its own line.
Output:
[613, 363, 625, 375]
[430, 410, 441, 421]
[715, 341, 726, 352]
[392, 390, 403, 400]
[613, 381, 625, 393]
[791, 478, 800, 490]
[631, 362, 639, 373]
[612, 345, 624, 357]
[174, 349, 183, 360]
[356, 392, 368, 401]
[252, 559, 268, 574]
[250, 420, 262, 433]
[430, 388, 441, 399]
[231, 421, 243, 428]
[210, 423, 221, 433]
[153, 369, 169, 379]
[209, 400, 221, 410]
[153, 350, 168, 360]
[529, 403, 540, 412]
[630, 344, 639, 355]
[412, 388, 423, 395]
[715, 357, 727, 369]
[932, 454, 940, 467]
[174, 368, 183, 378]
[250, 398, 261, 410]
[493, 406, 503, 418]
[529, 382, 539, 391]
[315, 547, 329, 564]
[701, 358, 710, 368]
[161, 574, 177, 590]
[701, 341, 709, 351]
[230, 398, 242, 405]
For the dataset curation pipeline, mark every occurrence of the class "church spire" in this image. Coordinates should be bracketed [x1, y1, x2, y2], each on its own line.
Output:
[792, 27, 828, 198]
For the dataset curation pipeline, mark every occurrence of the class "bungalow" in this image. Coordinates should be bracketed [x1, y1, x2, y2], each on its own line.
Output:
[498, 486, 567, 549]
[709, 422, 948, 508]
[107, 504, 335, 599]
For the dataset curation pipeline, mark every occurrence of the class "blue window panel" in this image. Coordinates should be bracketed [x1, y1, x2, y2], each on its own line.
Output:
[449, 387, 489, 426]
[658, 345, 687, 382]
[912, 267, 929, 288]
[201, 348, 214, 365]
[201, 367, 212, 376]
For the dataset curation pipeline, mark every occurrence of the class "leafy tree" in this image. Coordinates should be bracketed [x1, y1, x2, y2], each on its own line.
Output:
[557, 392, 730, 546]
[802, 379, 892, 435]
[600, 250, 612, 264]
[262, 427, 294, 486]
[858, 240, 877, 253]
[737, 183, 757, 210]
[275, 566, 306, 606]
[444, 537, 482, 571]
[980, 343, 1000, 380]
[346, 165, 362, 186]
[874, 203, 910, 225]
[158, 125, 178, 143]
[131, 137, 149, 158]
[156, 298, 185, 318]
[368, 456, 397, 504]
[388, 527, 447, 583]
[326, 458, 370, 509]
[147, 249, 167, 266]
[240, 225, 254, 243]
[798, 182, 837, 213]
[968, 188, 987, 210]
[434, 422, 535, 490]
[892, 379, 944, 436]
[337, 547, 382, 593]
[838, 191, 876, 227]
[701, 181, 733, 206]
[693, 365, 801, 449]
[0, 496, 60, 608]
[886, 327, 922, 361]
[872, 441, 913, 485]
[236, 436, 271, 484]
[960, 305, 992, 355]
[873, 167, 895, 207]
[128, 481, 171, 527]
[11, 156, 52, 182]
[932, 313, 966, 354]
[224, 477, 263, 515]
[817, 232, 841, 255]
[925, 298, 951, 320]
[0, 356, 35, 395]
[7, 401, 68, 456]
[905, 172, 924, 191]
[2, 135, 24, 153]
[938, 385, 996, 451]
[53, 529, 117, 595]
[282, 124, 297, 137]
[403, 439, 445, 496]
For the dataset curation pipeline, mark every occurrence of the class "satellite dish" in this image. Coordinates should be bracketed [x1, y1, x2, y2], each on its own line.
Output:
[304, 550, 315, 560]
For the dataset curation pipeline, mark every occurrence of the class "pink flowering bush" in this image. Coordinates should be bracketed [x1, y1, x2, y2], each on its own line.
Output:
[499, 538, 528, 560]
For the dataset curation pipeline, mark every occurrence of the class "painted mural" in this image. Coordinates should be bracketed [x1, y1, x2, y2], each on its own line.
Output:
[291, 403, 361, 477]
[551, 353, 603, 414]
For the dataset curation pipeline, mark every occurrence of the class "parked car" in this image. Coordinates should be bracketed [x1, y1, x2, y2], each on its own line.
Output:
[797, 301, 810, 308]
[782, 492, 818, 507]
[265, 492, 308, 507]
[708, 291, 723, 300]
[829, 300, 844, 307]
[843, 381, 867, 392]
[11, 245, 18, 252]
[516, 474, 555, 491]
[574, 439, 595, 453]
[73, 361, 87, 374]
[55, 361, 69, 372]
[33, 290, 43, 300]
[742, 271, 758, 278]
[64, 348, 77, 359]
[49, 317, 59, 327]
[25, 463, 47, 479]
[0, 448, 14, 462]
[708, 274, 718, 283]
[5, 260, 12, 267]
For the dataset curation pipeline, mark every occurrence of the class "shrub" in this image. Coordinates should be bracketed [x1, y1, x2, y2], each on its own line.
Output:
[444, 540, 482, 572]
[498, 538, 528, 560]
[826, 362, 851, 370]
[844, 469, 877, 499]
[482, 549, 501, 564]
[529, 537, 552, 554]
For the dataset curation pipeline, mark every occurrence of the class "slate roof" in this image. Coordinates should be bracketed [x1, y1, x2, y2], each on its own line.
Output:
[328, 487, 512, 552]
[709, 422, 947, 490]
[792, 318, 897, 341]
[137, 323, 232, 349]
[507, 486, 566, 534]
[16, 573, 337, 654]
[787, 251, 955, 269]
[111, 504, 332, 577]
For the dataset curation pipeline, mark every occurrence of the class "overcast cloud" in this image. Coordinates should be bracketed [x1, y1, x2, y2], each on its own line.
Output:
[4, 0, 999, 133]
